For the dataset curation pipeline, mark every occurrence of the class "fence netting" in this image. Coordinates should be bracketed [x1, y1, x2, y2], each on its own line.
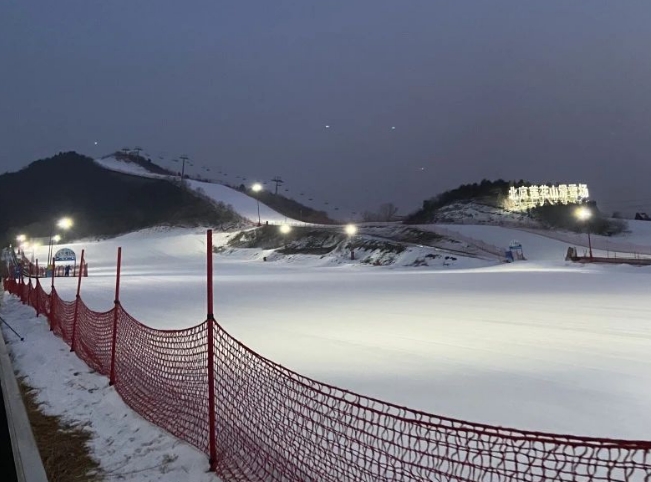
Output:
[3, 276, 651, 481]
[114, 309, 210, 454]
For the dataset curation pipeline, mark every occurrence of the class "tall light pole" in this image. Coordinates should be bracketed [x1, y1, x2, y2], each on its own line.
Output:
[279, 224, 291, 248]
[16, 234, 26, 248]
[576, 206, 593, 260]
[252, 183, 263, 226]
[16, 235, 27, 261]
[31, 242, 39, 264]
[345, 224, 358, 260]
[49, 217, 73, 265]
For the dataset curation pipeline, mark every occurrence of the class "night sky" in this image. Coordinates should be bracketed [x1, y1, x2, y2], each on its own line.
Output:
[2, 1, 651, 217]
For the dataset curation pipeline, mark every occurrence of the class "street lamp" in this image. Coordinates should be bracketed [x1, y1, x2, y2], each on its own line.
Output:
[575, 206, 593, 260]
[252, 183, 263, 226]
[279, 224, 291, 248]
[58, 217, 73, 230]
[49, 217, 73, 264]
[21, 242, 30, 260]
[16, 234, 26, 243]
[31, 242, 40, 264]
[345, 224, 357, 260]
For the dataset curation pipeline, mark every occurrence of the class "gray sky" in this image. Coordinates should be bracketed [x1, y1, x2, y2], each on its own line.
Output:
[2, 1, 651, 218]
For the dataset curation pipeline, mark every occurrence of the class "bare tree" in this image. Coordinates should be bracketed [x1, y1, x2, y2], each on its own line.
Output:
[378, 203, 399, 222]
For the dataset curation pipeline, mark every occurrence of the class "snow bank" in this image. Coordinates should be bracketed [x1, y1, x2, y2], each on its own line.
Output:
[1, 296, 219, 481]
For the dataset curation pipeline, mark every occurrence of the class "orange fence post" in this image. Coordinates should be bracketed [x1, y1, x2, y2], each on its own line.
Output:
[206, 230, 217, 471]
[35, 260, 40, 317]
[49, 257, 56, 329]
[109, 247, 122, 386]
[70, 250, 85, 353]
[27, 265, 32, 308]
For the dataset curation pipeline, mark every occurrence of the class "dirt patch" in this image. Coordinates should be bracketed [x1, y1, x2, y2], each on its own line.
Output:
[17, 377, 102, 482]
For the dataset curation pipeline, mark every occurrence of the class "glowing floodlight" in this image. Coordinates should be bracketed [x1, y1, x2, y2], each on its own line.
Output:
[575, 206, 592, 222]
[16, 234, 27, 243]
[57, 217, 73, 230]
[251, 184, 263, 225]
[279, 224, 291, 234]
[52, 235, 62, 243]
[345, 224, 358, 236]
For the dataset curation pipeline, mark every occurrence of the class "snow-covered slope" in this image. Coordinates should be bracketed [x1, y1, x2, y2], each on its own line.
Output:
[430, 201, 532, 225]
[186, 179, 299, 225]
[427, 224, 573, 261]
[95, 156, 296, 225]
[420, 200, 651, 256]
[95, 156, 169, 178]
[14, 226, 651, 442]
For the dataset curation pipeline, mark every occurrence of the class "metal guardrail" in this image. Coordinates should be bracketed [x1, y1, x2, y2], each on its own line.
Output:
[0, 296, 48, 482]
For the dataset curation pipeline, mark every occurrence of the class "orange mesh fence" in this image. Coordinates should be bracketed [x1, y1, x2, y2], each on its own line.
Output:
[50, 288, 76, 342]
[20, 279, 29, 303]
[34, 280, 50, 318]
[211, 322, 651, 482]
[73, 300, 115, 375]
[3, 275, 651, 481]
[113, 306, 210, 453]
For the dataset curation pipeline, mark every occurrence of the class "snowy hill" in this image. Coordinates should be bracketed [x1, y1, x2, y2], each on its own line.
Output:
[0, 152, 240, 245]
[95, 156, 299, 225]
[95, 155, 171, 178]
[428, 201, 534, 225]
[186, 180, 299, 225]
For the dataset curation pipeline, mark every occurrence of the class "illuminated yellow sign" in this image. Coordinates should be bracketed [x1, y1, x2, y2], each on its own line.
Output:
[508, 183, 589, 210]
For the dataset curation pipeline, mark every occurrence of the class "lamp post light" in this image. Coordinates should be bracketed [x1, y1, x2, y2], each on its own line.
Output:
[48, 217, 73, 265]
[575, 206, 593, 260]
[279, 224, 291, 248]
[345, 224, 358, 260]
[31, 242, 40, 265]
[20, 241, 29, 259]
[252, 183, 263, 226]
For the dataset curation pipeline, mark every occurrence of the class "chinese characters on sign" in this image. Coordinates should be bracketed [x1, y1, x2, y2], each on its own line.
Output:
[508, 184, 589, 211]
[54, 248, 76, 262]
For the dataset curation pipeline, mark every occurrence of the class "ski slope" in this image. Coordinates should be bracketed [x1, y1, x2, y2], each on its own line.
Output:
[185, 179, 298, 225]
[20, 224, 651, 443]
[95, 157, 297, 224]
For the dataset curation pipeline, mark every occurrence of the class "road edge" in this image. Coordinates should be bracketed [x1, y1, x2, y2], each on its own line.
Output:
[0, 307, 49, 482]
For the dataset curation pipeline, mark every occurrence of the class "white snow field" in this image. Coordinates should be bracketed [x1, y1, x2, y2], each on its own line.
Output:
[3, 222, 651, 480]
[13, 224, 651, 443]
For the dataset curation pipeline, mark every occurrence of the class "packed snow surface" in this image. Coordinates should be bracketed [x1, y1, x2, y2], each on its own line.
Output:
[21, 226, 651, 438]
[14, 224, 649, 443]
[1, 298, 217, 481]
[185, 179, 299, 225]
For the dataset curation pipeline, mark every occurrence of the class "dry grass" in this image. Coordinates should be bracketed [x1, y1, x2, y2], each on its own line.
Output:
[17, 377, 103, 482]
